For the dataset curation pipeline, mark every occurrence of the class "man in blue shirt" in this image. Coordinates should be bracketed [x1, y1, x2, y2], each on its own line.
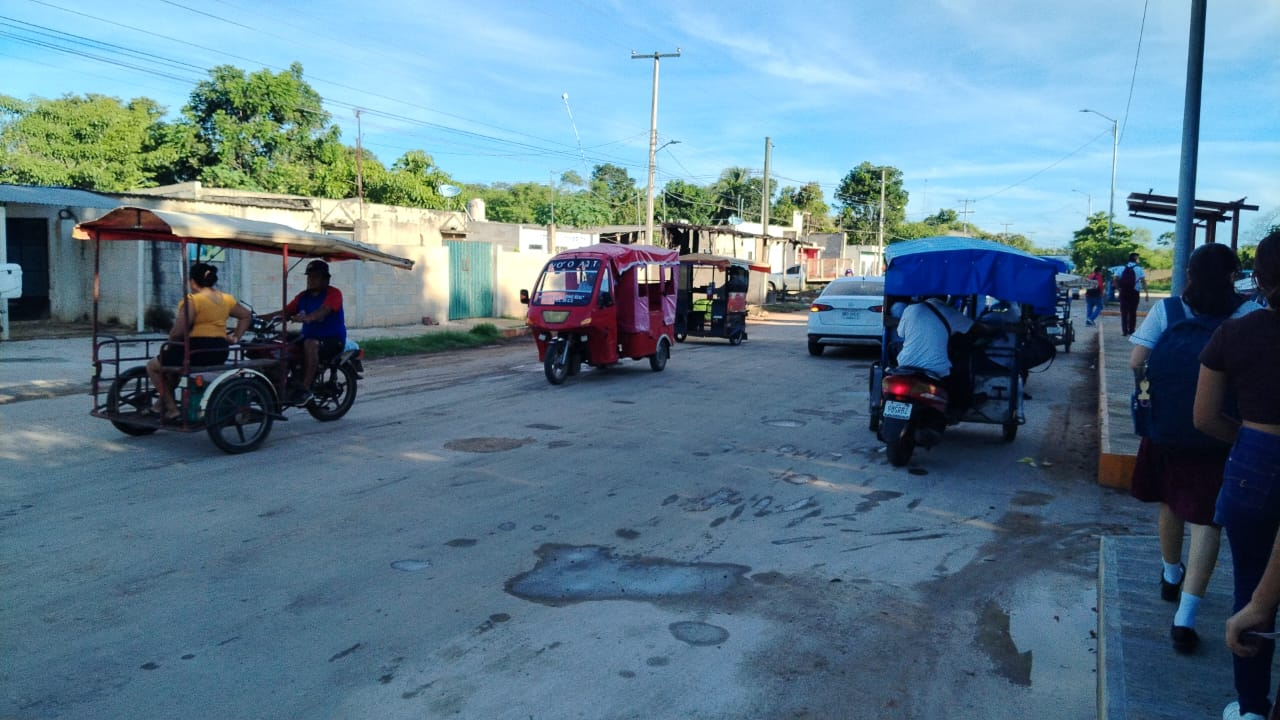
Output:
[266, 260, 346, 404]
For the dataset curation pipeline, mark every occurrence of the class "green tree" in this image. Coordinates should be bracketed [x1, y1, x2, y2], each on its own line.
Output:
[924, 208, 958, 226]
[174, 63, 345, 194]
[1069, 212, 1138, 271]
[483, 182, 553, 223]
[712, 167, 762, 222]
[835, 162, 908, 245]
[539, 192, 612, 227]
[364, 150, 455, 208]
[660, 179, 716, 225]
[589, 163, 640, 224]
[0, 93, 178, 191]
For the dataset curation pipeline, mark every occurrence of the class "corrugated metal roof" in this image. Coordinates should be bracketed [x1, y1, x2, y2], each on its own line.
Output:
[0, 184, 121, 209]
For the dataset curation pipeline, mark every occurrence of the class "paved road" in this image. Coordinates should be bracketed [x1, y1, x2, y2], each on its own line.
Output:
[1, 312, 1146, 719]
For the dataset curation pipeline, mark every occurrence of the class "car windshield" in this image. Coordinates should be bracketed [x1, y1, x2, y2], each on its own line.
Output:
[532, 258, 601, 306]
[822, 279, 884, 297]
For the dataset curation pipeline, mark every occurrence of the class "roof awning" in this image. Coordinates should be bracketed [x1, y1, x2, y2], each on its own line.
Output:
[74, 206, 414, 270]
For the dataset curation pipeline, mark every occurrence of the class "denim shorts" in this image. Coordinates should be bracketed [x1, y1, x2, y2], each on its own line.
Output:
[1215, 427, 1280, 526]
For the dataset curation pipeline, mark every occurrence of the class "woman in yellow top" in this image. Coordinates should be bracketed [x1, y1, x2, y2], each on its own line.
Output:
[146, 262, 252, 420]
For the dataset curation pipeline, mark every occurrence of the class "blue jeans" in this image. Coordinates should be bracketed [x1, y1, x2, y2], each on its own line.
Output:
[1085, 295, 1103, 323]
[1215, 427, 1280, 717]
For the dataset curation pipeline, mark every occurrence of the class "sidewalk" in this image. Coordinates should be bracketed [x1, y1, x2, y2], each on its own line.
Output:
[0, 317, 530, 404]
[1096, 294, 1164, 489]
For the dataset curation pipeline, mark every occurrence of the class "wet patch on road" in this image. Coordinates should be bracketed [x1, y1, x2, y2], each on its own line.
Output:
[443, 437, 530, 453]
[669, 621, 730, 646]
[976, 600, 1032, 686]
[525, 423, 561, 430]
[1011, 491, 1053, 507]
[445, 538, 477, 547]
[505, 544, 751, 606]
[855, 489, 903, 512]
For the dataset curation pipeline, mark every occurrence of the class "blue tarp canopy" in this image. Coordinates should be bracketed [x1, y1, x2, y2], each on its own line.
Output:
[883, 236, 1060, 308]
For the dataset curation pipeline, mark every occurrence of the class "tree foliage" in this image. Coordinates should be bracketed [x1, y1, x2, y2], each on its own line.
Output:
[0, 93, 178, 191]
[1069, 212, 1139, 271]
[835, 162, 908, 245]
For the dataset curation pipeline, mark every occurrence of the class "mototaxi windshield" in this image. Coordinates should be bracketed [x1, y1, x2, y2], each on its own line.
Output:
[531, 258, 601, 307]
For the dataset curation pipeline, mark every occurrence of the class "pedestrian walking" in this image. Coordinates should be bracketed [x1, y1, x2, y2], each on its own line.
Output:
[1085, 266, 1105, 326]
[1118, 252, 1145, 336]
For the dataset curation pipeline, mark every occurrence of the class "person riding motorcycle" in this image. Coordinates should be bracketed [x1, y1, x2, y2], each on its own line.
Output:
[894, 296, 1002, 412]
[261, 260, 346, 405]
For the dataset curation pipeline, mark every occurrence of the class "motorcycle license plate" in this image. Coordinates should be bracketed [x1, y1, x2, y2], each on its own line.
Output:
[883, 400, 912, 420]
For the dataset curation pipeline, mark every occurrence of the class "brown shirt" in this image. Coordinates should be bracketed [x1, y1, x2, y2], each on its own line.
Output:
[1201, 308, 1280, 424]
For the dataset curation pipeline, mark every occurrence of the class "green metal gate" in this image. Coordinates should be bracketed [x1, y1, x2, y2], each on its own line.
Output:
[445, 241, 494, 320]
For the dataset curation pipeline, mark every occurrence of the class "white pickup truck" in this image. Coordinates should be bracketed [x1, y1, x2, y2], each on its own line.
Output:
[767, 265, 804, 295]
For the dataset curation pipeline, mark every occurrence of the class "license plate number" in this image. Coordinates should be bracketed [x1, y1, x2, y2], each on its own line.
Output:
[883, 400, 912, 420]
[841, 309, 861, 320]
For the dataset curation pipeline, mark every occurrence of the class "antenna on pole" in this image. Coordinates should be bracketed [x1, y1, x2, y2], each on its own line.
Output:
[561, 93, 590, 177]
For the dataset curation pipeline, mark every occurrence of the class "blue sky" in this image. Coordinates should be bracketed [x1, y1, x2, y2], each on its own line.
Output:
[3, 0, 1278, 249]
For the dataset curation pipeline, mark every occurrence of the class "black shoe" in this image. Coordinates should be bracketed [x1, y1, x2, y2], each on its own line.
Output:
[1171, 624, 1199, 654]
[1161, 564, 1185, 602]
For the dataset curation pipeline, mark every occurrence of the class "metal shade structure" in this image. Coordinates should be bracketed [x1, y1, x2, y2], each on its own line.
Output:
[74, 206, 415, 269]
[1126, 192, 1258, 251]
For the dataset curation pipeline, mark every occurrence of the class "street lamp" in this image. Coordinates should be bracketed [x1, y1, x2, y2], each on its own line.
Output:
[1071, 189, 1092, 218]
[1080, 108, 1118, 241]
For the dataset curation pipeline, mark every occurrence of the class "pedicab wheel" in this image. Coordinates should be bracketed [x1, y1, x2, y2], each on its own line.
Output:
[808, 339, 824, 356]
[1063, 322, 1074, 353]
[107, 366, 158, 436]
[306, 364, 357, 422]
[674, 333, 687, 343]
[205, 376, 274, 454]
[649, 336, 670, 372]
[544, 350, 569, 385]
[885, 434, 915, 467]
[1002, 420, 1019, 442]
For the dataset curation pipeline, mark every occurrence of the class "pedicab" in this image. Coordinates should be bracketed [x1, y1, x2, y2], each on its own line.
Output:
[674, 253, 769, 345]
[867, 236, 1061, 465]
[75, 206, 414, 453]
[520, 243, 678, 385]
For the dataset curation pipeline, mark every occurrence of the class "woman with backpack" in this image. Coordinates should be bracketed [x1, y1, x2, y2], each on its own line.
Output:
[1128, 242, 1261, 656]
[1197, 230, 1280, 720]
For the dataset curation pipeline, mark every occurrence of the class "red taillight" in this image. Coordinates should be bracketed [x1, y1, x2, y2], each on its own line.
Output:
[810, 303, 833, 312]
[869, 305, 883, 313]
[885, 376, 916, 396]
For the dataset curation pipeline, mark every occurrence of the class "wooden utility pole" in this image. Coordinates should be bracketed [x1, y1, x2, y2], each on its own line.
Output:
[877, 167, 886, 274]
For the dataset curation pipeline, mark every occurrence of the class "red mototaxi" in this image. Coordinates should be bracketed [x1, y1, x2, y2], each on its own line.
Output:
[523, 243, 678, 384]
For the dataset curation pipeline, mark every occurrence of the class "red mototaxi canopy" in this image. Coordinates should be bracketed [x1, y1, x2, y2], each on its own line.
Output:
[553, 243, 679, 274]
[679, 253, 771, 273]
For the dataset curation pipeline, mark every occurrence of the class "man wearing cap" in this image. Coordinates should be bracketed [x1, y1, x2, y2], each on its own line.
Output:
[264, 259, 346, 404]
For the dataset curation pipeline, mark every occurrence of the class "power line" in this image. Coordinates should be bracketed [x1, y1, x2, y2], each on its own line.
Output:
[1120, 0, 1150, 144]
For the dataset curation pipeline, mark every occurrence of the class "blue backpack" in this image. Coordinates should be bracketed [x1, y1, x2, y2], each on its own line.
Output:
[1140, 297, 1235, 449]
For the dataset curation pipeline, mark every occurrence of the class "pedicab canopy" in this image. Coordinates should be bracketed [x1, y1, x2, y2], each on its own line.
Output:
[73, 206, 414, 269]
[883, 236, 1059, 310]
[547, 243, 679, 334]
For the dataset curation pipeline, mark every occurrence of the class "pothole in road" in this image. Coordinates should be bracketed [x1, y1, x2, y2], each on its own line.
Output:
[505, 544, 750, 606]
[669, 621, 730, 646]
[443, 437, 529, 453]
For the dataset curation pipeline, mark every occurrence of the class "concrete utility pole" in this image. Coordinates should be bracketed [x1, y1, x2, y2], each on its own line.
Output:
[762, 137, 772, 238]
[1172, 0, 1207, 297]
[1080, 108, 1118, 242]
[632, 48, 681, 245]
[354, 109, 365, 224]
[959, 199, 975, 235]
[877, 167, 886, 274]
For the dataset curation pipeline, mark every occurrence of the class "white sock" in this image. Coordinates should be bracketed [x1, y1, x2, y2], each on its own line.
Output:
[1163, 561, 1184, 585]
[1174, 592, 1201, 627]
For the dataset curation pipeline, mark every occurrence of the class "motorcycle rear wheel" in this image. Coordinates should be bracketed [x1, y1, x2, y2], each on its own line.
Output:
[886, 432, 916, 467]
[307, 364, 358, 421]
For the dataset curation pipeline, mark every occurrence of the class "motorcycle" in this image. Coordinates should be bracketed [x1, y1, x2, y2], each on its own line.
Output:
[244, 314, 362, 421]
[868, 237, 1062, 466]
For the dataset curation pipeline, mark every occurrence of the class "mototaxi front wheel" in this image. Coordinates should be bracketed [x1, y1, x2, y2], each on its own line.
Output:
[205, 376, 275, 454]
[107, 366, 158, 436]
[307, 363, 358, 421]
[1002, 420, 1019, 442]
[544, 341, 569, 385]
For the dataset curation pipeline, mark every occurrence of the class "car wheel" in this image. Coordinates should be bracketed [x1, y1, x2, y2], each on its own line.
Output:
[807, 339, 824, 356]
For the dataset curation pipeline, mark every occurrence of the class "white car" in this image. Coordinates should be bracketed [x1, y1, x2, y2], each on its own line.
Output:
[768, 265, 803, 296]
[806, 276, 885, 355]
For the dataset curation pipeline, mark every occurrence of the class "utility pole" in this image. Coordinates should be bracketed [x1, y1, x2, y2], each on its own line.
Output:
[1081, 108, 1118, 242]
[959, 199, 975, 235]
[761, 137, 772, 238]
[1172, 0, 1207, 297]
[632, 48, 680, 245]
[876, 167, 886, 274]
[354, 109, 364, 224]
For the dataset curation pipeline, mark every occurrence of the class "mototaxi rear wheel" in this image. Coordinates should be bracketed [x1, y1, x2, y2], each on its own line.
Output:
[107, 366, 158, 436]
[649, 336, 670, 371]
[205, 376, 274, 454]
